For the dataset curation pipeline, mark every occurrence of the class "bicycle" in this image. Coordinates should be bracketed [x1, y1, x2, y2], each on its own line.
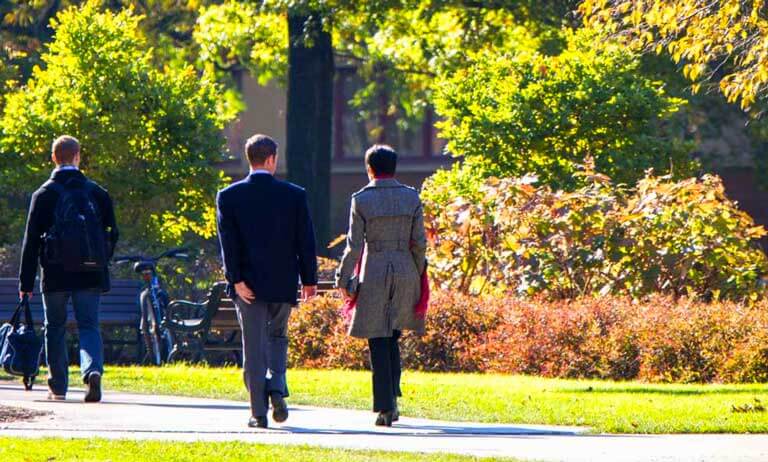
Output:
[114, 248, 192, 366]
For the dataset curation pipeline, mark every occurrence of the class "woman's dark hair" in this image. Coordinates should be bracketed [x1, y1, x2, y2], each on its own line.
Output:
[365, 144, 398, 176]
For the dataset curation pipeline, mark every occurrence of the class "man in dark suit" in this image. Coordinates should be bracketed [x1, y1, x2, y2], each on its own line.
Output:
[19, 135, 119, 403]
[216, 134, 318, 429]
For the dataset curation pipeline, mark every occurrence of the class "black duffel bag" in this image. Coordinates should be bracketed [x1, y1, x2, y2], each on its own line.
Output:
[0, 295, 42, 390]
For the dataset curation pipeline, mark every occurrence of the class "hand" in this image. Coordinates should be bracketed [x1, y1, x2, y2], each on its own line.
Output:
[234, 282, 256, 304]
[19, 292, 32, 301]
[302, 285, 317, 301]
[337, 287, 352, 301]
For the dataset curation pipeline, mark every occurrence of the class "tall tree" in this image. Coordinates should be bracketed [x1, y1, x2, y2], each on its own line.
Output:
[0, 2, 231, 245]
[0, 0, 209, 84]
[195, 1, 568, 249]
[286, 11, 333, 248]
[580, 0, 768, 112]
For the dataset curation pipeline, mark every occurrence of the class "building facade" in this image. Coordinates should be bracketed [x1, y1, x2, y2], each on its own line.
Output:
[220, 73, 453, 246]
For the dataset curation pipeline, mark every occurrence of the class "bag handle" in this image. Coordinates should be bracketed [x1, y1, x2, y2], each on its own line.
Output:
[9, 295, 34, 329]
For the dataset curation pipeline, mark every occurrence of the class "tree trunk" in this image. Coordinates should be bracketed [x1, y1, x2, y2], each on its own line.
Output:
[286, 13, 334, 253]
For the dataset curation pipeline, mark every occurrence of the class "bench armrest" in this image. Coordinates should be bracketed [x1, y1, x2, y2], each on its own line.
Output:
[167, 300, 207, 318]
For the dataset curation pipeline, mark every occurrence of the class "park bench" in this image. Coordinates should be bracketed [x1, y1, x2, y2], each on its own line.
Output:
[0, 278, 142, 363]
[165, 281, 336, 364]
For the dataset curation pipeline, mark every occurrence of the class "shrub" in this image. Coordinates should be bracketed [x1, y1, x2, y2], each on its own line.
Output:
[432, 28, 695, 190]
[0, 2, 232, 246]
[289, 291, 503, 373]
[400, 290, 504, 372]
[422, 167, 768, 301]
[616, 175, 768, 300]
[287, 292, 768, 383]
[0, 244, 21, 278]
[289, 295, 368, 370]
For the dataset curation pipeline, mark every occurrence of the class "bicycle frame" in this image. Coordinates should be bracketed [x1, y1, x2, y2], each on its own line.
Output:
[145, 271, 164, 329]
[115, 247, 191, 365]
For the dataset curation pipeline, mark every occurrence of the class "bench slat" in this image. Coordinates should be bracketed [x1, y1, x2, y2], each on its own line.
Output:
[0, 278, 140, 328]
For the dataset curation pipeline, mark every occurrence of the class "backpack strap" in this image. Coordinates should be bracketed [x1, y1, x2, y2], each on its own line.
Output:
[82, 180, 98, 193]
[46, 178, 99, 212]
[81, 180, 103, 219]
[42, 179, 66, 195]
[42, 180, 72, 230]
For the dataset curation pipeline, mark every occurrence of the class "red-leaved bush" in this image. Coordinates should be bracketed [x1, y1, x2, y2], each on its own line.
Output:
[289, 292, 768, 383]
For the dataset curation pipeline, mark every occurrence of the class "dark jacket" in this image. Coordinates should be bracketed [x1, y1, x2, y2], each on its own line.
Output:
[216, 173, 318, 304]
[19, 169, 119, 294]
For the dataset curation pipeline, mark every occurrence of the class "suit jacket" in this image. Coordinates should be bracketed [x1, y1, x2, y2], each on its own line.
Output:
[216, 173, 318, 304]
[335, 178, 427, 339]
[19, 169, 119, 293]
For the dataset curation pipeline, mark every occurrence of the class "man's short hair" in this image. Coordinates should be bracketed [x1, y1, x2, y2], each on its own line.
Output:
[52, 135, 80, 164]
[245, 134, 278, 166]
[365, 144, 398, 176]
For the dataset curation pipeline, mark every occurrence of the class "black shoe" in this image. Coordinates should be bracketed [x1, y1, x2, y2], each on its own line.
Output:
[393, 400, 400, 422]
[271, 393, 289, 423]
[375, 411, 394, 427]
[84, 372, 102, 403]
[249, 416, 268, 429]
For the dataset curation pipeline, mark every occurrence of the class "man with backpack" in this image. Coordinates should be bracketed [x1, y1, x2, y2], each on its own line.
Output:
[18, 135, 119, 402]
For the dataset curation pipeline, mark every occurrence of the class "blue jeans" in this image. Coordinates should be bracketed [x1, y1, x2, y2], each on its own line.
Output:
[42, 290, 103, 396]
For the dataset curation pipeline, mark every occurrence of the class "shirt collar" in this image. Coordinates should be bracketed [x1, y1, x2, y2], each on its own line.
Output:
[54, 165, 79, 172]
[368, 178, 401, 188]
[249, 169, 272, 176]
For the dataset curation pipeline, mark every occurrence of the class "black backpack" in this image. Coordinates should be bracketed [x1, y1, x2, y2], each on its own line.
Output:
[0, 296, 42, 390]
[42, 178, 108, 273]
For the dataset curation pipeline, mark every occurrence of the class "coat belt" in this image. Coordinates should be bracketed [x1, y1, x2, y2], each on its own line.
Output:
[367, 240, 409, 252]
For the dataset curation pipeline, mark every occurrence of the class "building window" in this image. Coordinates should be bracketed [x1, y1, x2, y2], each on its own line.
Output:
[333, 67, 445, 160]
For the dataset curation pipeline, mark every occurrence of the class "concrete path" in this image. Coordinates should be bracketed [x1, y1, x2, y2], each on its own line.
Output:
[1, 382, 767, 462]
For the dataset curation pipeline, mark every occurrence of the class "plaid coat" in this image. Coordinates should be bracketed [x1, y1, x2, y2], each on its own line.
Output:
[336, 178, 427, 339]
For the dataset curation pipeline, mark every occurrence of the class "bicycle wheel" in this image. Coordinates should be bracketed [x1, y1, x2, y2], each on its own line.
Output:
[140, 291, 163, 366]
[160, 327, 175, 363]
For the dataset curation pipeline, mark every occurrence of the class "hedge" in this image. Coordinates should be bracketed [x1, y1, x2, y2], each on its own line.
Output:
[289, 292, 768, 383]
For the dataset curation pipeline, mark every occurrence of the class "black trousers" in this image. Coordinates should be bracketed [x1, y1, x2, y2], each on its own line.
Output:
[368, 330, 402, 412]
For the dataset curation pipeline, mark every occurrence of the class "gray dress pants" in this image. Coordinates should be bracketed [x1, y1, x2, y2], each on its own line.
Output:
[234, 297, 292, 418]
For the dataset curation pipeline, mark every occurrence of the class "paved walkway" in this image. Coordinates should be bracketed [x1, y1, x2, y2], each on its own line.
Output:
[1, 382, 767, 461]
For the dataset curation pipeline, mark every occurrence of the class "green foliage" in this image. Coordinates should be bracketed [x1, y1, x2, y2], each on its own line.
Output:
[195, 2, 287, 86]
[193, 1, 559, 134]
[581, 0, 768, 112]
[0, 2, 232, 245]
[422, 166, 768, 301]
[432, 29, 696, 189]
[1, 1, 213, 84]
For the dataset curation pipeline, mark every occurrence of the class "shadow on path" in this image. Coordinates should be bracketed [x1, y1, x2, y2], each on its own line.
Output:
[1, 425, 586, 438]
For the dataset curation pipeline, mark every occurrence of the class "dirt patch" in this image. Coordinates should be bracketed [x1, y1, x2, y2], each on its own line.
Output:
[0, 405, 51, 423]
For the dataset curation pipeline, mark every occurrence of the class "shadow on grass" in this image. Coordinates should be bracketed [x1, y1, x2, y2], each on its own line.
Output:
[562, 387, 768, 396]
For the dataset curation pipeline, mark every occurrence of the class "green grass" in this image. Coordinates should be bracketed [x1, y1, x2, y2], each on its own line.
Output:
[62, 365, 768, 434]
[0, 438, 519, 462]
